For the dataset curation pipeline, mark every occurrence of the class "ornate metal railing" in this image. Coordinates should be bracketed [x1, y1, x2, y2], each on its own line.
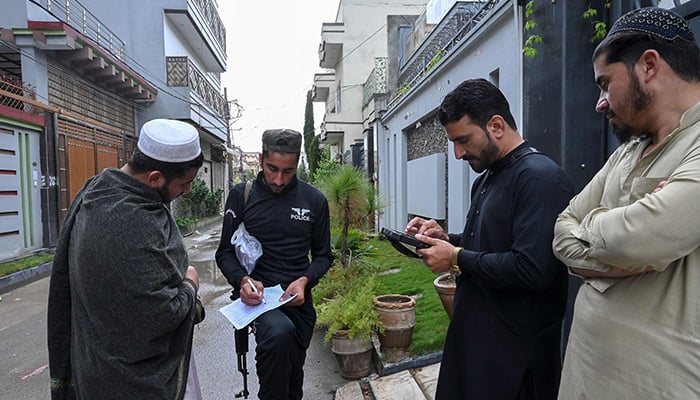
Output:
[189, 0, 227, 52]
[0, 76, 41, 115]
[167, 56, 228, 118]
[362, 57, 388, 107]
[387, 0, 503, 110]
[30, 0, 126, 60]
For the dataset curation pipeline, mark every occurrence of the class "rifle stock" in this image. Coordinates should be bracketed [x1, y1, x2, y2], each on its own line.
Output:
[234, 325, 250, 398]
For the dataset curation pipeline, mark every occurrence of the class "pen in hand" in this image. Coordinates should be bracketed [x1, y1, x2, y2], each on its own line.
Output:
[247, 278, 266, 304]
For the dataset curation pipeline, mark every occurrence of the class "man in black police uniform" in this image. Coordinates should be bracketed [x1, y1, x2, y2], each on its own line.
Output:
[216, 129, 333, 400]
[406, 79, 574, 399]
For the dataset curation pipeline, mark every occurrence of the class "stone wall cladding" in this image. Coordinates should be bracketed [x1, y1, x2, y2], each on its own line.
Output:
[406, 116, 447, 161]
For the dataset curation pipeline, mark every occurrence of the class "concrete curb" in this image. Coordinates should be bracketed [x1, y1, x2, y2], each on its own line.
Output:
[376, 351, 443, 376]
[0, 261, 53, 295]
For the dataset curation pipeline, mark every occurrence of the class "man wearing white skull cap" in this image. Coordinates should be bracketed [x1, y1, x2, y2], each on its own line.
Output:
[48, 118, 206, 399]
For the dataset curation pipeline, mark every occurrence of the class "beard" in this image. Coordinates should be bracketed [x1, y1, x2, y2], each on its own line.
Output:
[610, 116, 635, 144]
[262, 176, 286, 193]
[156, 184, 172, 203]
[267, 183, 285, 193]
[156, 179, 183, 203]
[610, 72, 652, 144]
[462, 130, 500, 173]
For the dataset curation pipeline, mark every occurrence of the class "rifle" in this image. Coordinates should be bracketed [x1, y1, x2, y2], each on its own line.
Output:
[234, 324, 251, 398]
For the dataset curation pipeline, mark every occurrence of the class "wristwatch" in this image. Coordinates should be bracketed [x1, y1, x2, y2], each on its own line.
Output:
[451, 247, 462, 277]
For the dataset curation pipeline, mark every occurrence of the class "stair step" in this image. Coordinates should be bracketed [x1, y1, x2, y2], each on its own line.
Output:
[334, 363, 441, 400]
[413, 363, 440, 400]
[370, 370, 427, 400]
[335, 381, 366, 400]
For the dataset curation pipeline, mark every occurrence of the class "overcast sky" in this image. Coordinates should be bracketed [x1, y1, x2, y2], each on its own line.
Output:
[218, 1, 340, 153]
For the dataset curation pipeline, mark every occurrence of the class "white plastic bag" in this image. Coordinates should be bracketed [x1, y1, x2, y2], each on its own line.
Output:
[231, 222, 262, 274]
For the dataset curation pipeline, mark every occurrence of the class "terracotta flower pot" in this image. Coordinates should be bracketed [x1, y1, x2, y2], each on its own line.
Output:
[433, 273, 456, 319]
[331, 330, 374, 379]
[373, 294, 416, 350]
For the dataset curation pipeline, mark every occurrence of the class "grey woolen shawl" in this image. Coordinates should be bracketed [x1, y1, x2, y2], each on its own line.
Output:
[47, 168, 197, 400]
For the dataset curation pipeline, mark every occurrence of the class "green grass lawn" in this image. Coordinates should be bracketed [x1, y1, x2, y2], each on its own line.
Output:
[0, 254, 54, 277]
[365, 236, 449, 356]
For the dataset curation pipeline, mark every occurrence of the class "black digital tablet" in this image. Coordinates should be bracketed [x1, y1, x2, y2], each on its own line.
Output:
[380, 227, 430, 258]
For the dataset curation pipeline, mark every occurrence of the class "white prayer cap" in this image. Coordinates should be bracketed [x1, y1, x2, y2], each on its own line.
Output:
[137, 119, 201, 162]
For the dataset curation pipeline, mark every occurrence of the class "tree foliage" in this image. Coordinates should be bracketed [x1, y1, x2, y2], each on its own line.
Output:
[310, 147, 336, 185]
[303, 90, 321, 178]
[524, 0, 612, 58]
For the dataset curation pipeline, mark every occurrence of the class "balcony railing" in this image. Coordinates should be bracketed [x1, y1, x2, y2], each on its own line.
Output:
[388, 0, 503, 110]
[362, 57, 388, 107]
[167, 56, 228, 119]
[30, 0, 126, 60]
[190, 0, 227, 52]
[0, 76, 41, 115]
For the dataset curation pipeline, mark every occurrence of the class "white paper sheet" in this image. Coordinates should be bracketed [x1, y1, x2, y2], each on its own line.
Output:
[218, 284, 297, 329]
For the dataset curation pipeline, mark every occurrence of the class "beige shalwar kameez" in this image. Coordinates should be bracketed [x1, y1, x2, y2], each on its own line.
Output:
[553, 102, 700, 399]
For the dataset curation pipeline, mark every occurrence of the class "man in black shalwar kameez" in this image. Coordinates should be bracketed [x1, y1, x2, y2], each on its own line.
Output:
[407, 79, 574, 399]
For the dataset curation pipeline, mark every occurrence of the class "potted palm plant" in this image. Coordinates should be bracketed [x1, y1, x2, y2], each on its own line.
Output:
[317, 165, 380, 269]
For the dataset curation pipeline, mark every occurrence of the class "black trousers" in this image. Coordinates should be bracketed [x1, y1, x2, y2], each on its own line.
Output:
[254, 299, 316, 400]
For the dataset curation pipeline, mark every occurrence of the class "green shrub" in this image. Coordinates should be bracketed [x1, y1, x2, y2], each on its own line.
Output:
[316, 274, 383, 342]
[175, 217, 197, 231]
[179, 179, 223, 218]
[312, 257, 377, 308]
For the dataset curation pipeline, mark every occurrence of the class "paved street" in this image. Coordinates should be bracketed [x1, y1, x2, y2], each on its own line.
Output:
[0, 277, 50, 400]
[0, 221, 348, 399]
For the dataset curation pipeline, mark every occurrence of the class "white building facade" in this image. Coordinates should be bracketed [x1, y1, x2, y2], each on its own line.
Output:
[313, 0, 429, 165]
